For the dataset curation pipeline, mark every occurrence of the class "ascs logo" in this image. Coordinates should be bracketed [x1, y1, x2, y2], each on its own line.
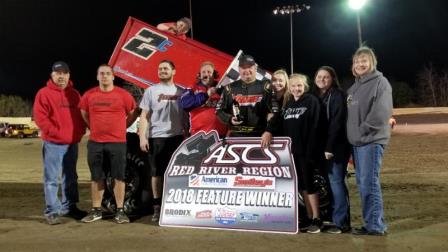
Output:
[122, 28, 173, 60]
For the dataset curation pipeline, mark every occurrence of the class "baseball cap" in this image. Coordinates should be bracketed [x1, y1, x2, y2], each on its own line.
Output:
[239, 54, 256, 67]
[52, 61, 70, 73]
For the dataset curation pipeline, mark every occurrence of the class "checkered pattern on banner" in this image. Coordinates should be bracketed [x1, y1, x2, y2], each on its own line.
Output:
[217, 50, 272, 87]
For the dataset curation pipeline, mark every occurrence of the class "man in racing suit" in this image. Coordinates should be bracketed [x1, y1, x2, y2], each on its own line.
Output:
[216, 54, 277, 147]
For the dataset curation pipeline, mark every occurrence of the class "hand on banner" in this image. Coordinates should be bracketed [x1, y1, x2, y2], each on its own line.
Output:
[261, 131, 272, 148]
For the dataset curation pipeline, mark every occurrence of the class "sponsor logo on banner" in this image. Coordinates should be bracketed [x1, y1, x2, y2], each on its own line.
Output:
[233, 175, 275, 190]
[239, 212, 259, 223]
[189, 174, 232, 188]
[215, 207, 237, 225]
[195, 210, 213, 219]
[262, 214, 293, 224]
[164, 209, 192, 217]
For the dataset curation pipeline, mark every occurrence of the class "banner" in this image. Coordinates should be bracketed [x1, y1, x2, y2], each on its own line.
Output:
[160, 131, 298, 234]
[109, 17, 234, 89]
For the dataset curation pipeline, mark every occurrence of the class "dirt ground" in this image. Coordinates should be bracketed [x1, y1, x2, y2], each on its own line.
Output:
[1, 109, 448, 252]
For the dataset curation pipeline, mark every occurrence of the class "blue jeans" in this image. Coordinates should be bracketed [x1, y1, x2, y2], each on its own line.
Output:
[326, 159, 350, 229]
[353, 143, 387, 232]
[42, 141, 79, 216]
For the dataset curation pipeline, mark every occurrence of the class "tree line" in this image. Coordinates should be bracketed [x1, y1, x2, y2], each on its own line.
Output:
[0, 94, 32, 117]
[417, 63, 448, 107]
[1, 64, 447, 117]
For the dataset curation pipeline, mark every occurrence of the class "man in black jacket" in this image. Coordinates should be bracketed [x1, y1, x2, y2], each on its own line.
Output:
[216, 55, 276, 147]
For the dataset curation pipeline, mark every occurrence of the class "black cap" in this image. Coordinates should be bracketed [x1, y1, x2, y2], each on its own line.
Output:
[239, 54, 256, 67]
[52, 61, 70, 73]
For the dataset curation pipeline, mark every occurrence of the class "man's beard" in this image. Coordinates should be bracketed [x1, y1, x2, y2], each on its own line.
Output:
[159, 76, 172, 82]
[201, 76, 216, 87]
[241, 76, 256, 84]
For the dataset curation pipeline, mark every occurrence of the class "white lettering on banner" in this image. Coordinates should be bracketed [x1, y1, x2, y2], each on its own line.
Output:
[198, 166, 237, 175]
[192, 189, 294, 207]
[169, 165, 195, 176]
[241, 166, 291, 178]
[203, 144, 283, 165]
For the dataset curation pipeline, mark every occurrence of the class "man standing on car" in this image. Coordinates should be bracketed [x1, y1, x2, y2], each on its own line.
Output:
[33, 61, 87, 225]
[79, 64, 136, 224]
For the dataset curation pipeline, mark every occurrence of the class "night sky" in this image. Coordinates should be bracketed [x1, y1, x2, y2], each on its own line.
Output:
[1, 0, 447, 101]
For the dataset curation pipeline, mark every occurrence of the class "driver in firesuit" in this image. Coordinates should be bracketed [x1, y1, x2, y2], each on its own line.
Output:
[216, 54, 277, 148]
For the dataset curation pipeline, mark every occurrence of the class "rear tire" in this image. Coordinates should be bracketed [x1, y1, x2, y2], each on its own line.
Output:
[297, 170, 332, 222]
[101, 133, 152, 216]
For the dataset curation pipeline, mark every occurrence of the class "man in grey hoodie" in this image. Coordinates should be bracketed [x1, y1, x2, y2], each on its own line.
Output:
[346, 47, 393, 236]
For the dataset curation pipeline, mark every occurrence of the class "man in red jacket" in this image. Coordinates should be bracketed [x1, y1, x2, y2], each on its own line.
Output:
[33, 61, 87, 225]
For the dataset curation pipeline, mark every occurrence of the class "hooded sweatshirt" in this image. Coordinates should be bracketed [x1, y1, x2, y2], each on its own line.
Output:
[318, 87, 351, 162]
[346, 70, 393, 146]
[33, 79, 86, 144]
[281, 93, 324, 158]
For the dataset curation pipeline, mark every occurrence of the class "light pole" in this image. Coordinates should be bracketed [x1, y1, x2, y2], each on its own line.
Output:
[348, 0, 369, 47]
[273, 4, 310, 74]
[189, 0, 194, 39]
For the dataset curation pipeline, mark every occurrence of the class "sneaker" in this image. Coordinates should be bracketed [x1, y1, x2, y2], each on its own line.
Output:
[62, 207, 88, 220]
[299, 218, 312, 232]
[81, 208, 102, 223]
[46, 214, 62, 225]
[325, 226, 342, 234]
[352, 226, 387, 236]
[114, 209, 130, 224]
[307, 218, 323, 234]
[151, 205, 161, 222]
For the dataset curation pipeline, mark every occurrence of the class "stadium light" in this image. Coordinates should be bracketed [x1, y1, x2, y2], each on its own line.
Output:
[348, 0, 369, 47]
[273, 4, 310, 74]
[348, 0, 368, 10]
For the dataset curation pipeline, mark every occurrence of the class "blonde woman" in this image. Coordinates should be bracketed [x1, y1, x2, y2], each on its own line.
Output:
[271, 69, 289, 108]
[347, 47, 393, 236]
[279, 74, 324, 233]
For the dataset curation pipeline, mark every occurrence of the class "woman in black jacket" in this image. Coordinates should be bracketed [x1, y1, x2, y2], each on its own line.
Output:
[280, 73, 325, 234]
[312, 66, 351, 234]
